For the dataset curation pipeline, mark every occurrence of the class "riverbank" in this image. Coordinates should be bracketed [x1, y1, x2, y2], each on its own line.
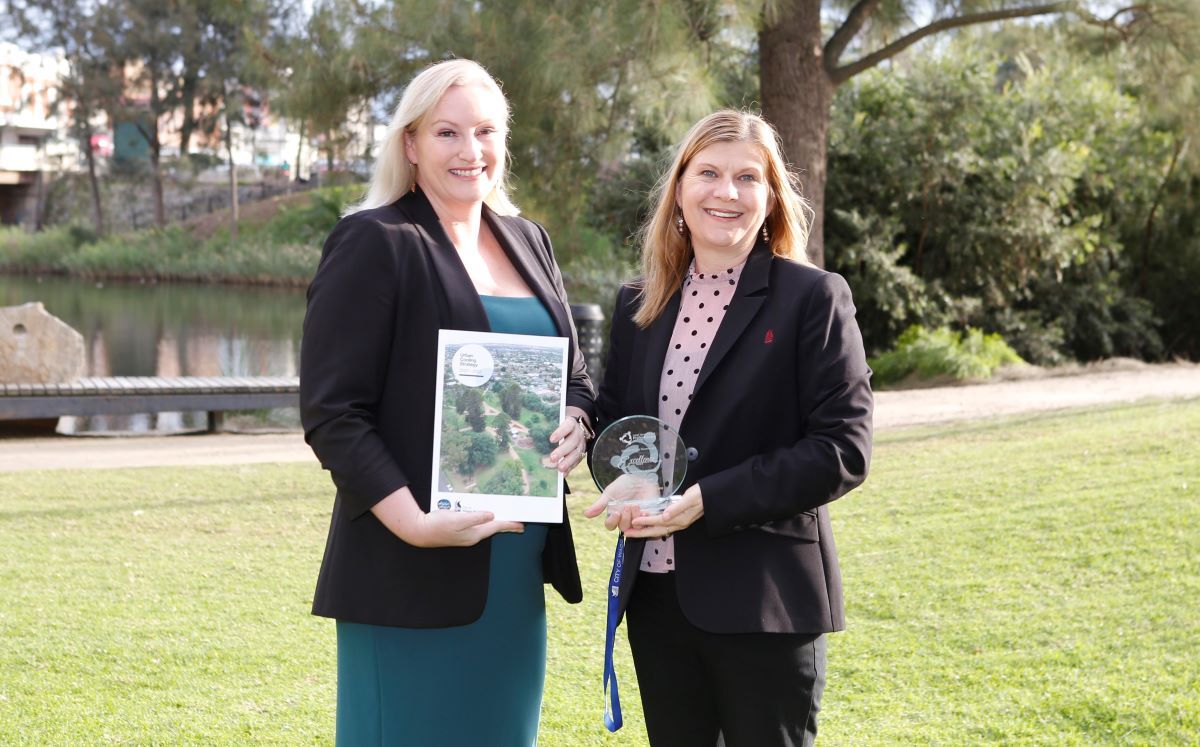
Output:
[3, 361, 1195, 472]
[0, 186, 354, 286]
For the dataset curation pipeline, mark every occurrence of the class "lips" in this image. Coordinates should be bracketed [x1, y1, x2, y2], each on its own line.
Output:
[704, 208, 742, 219]
[449, 166, 485, 177]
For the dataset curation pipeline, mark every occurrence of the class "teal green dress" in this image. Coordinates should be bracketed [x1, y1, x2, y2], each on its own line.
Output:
[335, 296, 557, 746]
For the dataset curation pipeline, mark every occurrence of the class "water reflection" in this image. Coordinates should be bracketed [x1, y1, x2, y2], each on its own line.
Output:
[0, 275, 305, 433]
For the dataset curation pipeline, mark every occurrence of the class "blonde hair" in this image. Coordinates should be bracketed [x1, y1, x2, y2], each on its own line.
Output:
[344, 58, 519, 216]
[633, 110, 812, 328]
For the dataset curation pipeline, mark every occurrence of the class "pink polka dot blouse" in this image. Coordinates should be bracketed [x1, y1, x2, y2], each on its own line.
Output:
[642, 257, 747, 573]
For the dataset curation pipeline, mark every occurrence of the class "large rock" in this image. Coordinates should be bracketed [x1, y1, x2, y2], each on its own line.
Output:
[0, 302, 86, 384]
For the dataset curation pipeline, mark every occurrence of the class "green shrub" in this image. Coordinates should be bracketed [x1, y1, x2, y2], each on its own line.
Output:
[825, 33, 1182, 364]
[0, 224, 94, 272]
[257, 185, 361, 247]
[6, 187, 345, 283]
[62, 227, 199, 277]
[869, 325, 1024, 388]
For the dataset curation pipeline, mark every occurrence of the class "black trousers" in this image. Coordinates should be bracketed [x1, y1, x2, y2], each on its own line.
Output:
[626, 571, 827, 747]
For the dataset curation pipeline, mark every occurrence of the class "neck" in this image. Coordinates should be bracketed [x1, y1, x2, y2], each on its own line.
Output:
[691, 241, 755, 275]
[420, 185, 484, 244]
[440, 214, 482, 250]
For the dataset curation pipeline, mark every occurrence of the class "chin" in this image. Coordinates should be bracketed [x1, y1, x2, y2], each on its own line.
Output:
[698, 230, 749, 250]
[449, 185, 492, 205]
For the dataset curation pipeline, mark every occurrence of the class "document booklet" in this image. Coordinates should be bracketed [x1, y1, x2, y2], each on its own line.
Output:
[429, 328, 568, 523]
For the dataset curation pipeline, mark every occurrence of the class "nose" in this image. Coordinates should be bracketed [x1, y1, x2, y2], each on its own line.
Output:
[713, 176, 737, 200]
[461, 134, 483, 162]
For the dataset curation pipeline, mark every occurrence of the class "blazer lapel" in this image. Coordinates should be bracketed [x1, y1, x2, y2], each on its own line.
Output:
[395, 189, 490, 331]
[483, 208, 572, 339]
[640, 290, 681, 414]
[693, 241, 772, 394]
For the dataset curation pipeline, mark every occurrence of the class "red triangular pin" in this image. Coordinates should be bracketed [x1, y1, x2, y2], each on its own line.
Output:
[764, 329, 775, 344]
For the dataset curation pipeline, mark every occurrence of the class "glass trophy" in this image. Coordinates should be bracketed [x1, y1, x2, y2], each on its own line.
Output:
[590, 415, 687, 515]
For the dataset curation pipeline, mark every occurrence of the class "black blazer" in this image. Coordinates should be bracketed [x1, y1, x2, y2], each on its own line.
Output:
[595, 241, 873, 634]
[300, 188, 594, 628]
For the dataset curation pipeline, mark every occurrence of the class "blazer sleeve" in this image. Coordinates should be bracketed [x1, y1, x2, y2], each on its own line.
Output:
[300, 215, 409, 518]
[700, 272, 874, 534]
[529, 220, 595, 417]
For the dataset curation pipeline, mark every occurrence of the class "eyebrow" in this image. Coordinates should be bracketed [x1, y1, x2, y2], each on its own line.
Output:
[692, 161, 765, 173]
[429, 119, 502, 129]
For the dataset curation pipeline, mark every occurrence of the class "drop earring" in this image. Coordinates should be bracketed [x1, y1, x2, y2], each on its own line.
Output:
[676, 215, 688, 236]
[761, 223, 770, 243]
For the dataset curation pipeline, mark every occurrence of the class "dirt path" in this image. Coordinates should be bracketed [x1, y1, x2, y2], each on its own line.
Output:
[1, 362, 1196, 473]
[874, 360, 1199, 430]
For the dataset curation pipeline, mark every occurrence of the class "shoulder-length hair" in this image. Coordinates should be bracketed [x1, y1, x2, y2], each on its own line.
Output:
[344, 58, 519, 217]
[633, 110, 812, 328]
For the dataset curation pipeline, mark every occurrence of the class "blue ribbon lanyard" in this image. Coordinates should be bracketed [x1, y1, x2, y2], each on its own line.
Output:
[603, 534, 625, 732]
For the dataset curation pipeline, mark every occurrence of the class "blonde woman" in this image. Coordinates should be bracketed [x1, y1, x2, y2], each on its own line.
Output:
[301, 59, 594, 745]
[586, 110, 873, 746]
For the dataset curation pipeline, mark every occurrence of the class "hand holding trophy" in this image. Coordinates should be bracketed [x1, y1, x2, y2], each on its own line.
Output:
[589, 415, 688, 516]
[586, 413, 689, 733]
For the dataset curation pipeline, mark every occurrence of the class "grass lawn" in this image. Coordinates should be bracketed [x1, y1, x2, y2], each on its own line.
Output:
[1, 400, 1197, 744]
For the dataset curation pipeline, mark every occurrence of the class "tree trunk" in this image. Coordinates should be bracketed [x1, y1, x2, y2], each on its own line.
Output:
[150, 139, 165, 228]
[33, 167, 47, 231]
[226, 110, 239, 242]
[179, 70, 197, 157]
[83, 130, 104, 235]
[325, 129, 335, 175]
[147, 68, 166, 228]
[294, 119, 306, 184]
[759, 0, 834, 268]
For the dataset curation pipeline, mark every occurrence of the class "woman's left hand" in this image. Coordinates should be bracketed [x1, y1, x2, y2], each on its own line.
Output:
[625, 483, 704, 538]
[549, 406, 591, 475]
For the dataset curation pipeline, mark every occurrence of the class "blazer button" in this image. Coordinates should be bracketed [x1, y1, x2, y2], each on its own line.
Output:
[686, 447, 699, 462]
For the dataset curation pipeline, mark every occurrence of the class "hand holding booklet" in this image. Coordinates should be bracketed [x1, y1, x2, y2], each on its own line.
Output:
[429, 329, 569, 523]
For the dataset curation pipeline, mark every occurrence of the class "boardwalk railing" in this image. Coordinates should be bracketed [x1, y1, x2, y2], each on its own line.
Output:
[0, 376, 299, 432]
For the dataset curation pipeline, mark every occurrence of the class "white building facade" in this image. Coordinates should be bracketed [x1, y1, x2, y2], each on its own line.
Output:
[0, 42, 77, 227]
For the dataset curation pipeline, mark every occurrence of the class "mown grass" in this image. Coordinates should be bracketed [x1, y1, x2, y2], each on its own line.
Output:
[0, 400, 1197, 745]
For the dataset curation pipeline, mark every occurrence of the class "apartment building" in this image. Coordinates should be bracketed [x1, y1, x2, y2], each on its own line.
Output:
[0, 42, 77, 227]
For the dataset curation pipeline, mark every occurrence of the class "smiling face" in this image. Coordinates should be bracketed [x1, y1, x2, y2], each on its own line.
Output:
[675, 140, 773, 260]
[404, 82, 507, 216]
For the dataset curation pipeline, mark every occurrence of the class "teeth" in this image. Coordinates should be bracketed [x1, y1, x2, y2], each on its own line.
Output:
[450, 167, 484, 176]
[706, 209, 740, 218]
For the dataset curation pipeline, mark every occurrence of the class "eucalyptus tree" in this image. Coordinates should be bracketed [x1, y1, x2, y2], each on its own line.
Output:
[267, 0, 385, 177]
[1067, 0, 1200, 357]
[365, 0, 721, 235]
[106, 0, 200, 227]
[757, 0, 1195, 267]
[3, 0, 122, 234]
[192, 0, 285, 239]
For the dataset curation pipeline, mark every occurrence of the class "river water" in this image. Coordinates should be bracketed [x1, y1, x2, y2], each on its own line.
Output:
[1, 275, 305, 434]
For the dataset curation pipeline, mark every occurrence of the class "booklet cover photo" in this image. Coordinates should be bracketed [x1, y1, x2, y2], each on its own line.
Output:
[429, 329, 569, 523]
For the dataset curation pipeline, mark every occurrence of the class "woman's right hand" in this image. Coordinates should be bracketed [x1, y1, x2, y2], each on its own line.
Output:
[583, 473, 656, 533]
[584, 495, 642, 533]
[370, 486, 523, 547]
[412, 510, 524, 547]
